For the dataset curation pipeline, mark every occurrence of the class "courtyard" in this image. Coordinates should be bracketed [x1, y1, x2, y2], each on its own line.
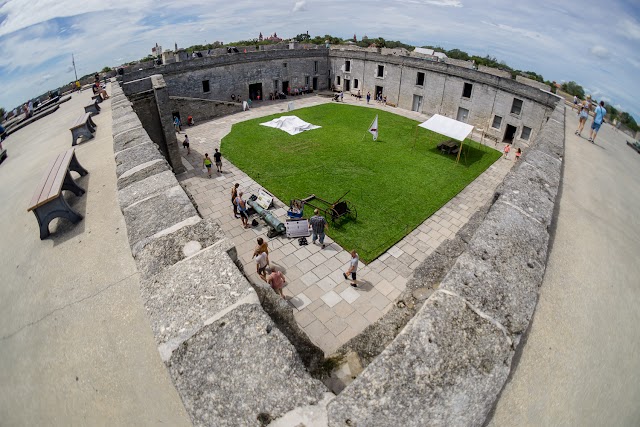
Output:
[177, 95, 513, 353]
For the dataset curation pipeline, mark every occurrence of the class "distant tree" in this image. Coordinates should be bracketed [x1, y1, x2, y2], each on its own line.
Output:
[620, 112, 639, 132]
[139, 55, 156, 62]
[606, 105, 618, 121]
[523, 71, 544, 82]
[101, 66, 111, 73]
[561, 81, 585, 99]
[0, 107, 5, 119]
[444, 48, 470, 60]
[295, 33, 310, 42]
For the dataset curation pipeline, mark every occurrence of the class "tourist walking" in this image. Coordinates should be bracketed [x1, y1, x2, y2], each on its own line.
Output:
[573, 95, 579, 111]
[343, 250, 359, 287]
[366, 92, 371, 104]
[231, 183, 240, 218]
[255, 251, 268, 280]
[309, 209, 328, 248]
[503, 143, 511, 159]
[515, 148, 522, 161]
[340, 91, 344, 102]
[266, 268, 287, 299]
[235, 191, 250, 228]
[253, 237, 270, 267]
[203, 153, 212, 178]
[174, 116, 181, 133]
[589, 101, 607, 143]
[213, 148, 223, 173]
[575, 95, 591, 136]
[182, 134, 190, 154]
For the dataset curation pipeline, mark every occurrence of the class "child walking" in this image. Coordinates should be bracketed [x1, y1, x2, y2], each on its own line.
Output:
[343, 250, 360, 287]
[203, 153, 212, 178]
[503, 144, 511, 159]
[515, 148, 522, 161]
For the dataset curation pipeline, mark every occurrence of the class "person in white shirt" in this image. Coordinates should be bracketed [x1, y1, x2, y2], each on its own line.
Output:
[343, 250, 359, 287]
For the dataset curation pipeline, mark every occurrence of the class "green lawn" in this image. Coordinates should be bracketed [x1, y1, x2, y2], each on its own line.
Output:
[221, 104, 500, 263]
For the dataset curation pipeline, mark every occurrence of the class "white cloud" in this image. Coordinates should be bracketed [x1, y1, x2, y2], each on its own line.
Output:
[619, 18, 640, 40]
[292, 0, 307, 12]
[426, 0, 462, 6]
[589, 45, 610, 58]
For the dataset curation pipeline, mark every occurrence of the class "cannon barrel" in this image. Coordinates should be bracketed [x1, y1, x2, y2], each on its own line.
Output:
[247, 199, 286, 235]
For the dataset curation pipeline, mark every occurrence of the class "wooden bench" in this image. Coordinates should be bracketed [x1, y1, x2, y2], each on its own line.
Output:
[70, 112, 97, 146]
[92, 94, 103, 104]
[84, 100, 101, 116]
[27, 148, 88, 240]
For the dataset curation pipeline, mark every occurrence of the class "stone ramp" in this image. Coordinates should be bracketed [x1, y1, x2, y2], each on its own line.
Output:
[110, 83, 329, 425]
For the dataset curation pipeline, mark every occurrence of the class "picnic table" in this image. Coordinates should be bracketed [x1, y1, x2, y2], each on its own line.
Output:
[27, 148, 88, 239]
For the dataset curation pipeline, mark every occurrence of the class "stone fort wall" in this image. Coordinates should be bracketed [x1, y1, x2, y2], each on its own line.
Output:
[121, 47, 561, 146]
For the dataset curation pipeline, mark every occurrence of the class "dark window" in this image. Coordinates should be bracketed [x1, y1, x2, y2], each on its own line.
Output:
[377, 65, 384, 77]
[345, 60, 351, 72]
[336, 76, 341, 85]
[283, 62, 287, 68]
[492, 115, 502, 129]
[511, 98, 523, 115]
[202, 80, 210, 93]
[416, 72, 425, 86]
[462, 83, 473, 98]
[274, 79, 278, 90]
[314, 61, 318, 73]
[521, 126, 532, 140]
[305, 76, 310, 85]
[354, 79, 359, 89]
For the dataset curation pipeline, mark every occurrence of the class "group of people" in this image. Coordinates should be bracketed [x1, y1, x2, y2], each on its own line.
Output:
[502, 144, 522, 161]
[202, 149, 223, 178]
[574, 95, 607, 143]
[230, 181, 361, 295]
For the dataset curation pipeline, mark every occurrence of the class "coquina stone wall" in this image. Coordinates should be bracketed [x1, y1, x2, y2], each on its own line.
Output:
[110, 83, 331, 427]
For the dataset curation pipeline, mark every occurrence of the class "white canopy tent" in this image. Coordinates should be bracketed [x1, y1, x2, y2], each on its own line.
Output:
[259, 115, 321, 136]
[417, 114, 475, 163]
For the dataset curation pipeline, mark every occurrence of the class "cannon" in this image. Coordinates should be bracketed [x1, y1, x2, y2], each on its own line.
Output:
[247, 198, 286, 237]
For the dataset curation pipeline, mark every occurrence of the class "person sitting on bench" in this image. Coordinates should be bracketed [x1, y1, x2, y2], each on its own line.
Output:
[93, 82, 109, 100]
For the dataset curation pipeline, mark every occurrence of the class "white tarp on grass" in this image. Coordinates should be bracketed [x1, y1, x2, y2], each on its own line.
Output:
[418, 114, 474, 141]
[260, 115, 321, 135]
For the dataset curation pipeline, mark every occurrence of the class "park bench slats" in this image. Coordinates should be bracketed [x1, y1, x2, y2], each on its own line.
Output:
[28, 153, 66, 211]
[27, 148, 88, 239]
[69, 112, 96, 146]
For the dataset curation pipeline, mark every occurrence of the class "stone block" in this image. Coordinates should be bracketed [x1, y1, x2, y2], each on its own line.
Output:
[115, 142, 165, 177]
[133, 217, 228, 278]
[140, 243, 255, 357]
[123, 185, 198, 247]
[496, 159, 560, 228]
[440, 202, 548, 335]
[166, 303, 328, 427]
[113, 126, 150, 153]
[327, 291, 513, 427]
[118, 170, 179, 211]
[117, 159, 171, 190]
[112, 114, 144, 135]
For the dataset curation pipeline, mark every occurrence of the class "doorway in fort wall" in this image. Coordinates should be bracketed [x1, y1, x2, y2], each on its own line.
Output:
[249, 83, 263, 101]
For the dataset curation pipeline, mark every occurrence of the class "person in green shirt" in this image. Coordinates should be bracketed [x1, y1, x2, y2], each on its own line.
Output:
[203, 153, 212, 178]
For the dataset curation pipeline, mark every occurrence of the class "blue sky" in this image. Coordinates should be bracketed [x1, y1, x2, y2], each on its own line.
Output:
[0, 0, 638, 119]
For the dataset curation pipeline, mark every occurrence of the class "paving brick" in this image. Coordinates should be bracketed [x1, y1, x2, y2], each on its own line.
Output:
[293, 309, 317, 328]
[321, 290, 343, 308]
[318, 276, 338, 292]
[326, 316, 349, 335]
[314, 303, 337, 323]
[333, 300, 355, 319]
[339, 286, 361, 304]
[375, 279, 395, 296]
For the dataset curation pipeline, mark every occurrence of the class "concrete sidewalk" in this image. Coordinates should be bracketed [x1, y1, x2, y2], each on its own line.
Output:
[0, 88, 190, 425]
[489, 111, 640, 425]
